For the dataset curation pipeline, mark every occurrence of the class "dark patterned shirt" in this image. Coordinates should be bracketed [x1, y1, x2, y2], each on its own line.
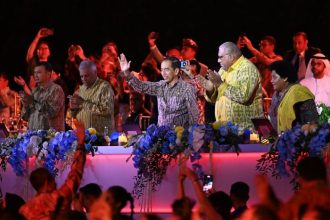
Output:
[127, 76, 199, 128]
[22, 81, 65, 131]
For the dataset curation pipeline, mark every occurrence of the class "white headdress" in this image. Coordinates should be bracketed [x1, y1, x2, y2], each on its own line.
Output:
[305, 53, 330, 78]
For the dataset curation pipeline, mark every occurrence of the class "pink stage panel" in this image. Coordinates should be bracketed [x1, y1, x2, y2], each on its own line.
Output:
[0, 146, 294, 213]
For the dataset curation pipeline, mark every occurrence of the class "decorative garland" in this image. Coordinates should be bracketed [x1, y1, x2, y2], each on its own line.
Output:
[126, 122, 243, 199]
[0, 120, 248, 200]
[257, 103, 330, 189]
[0, 128, 105, 176]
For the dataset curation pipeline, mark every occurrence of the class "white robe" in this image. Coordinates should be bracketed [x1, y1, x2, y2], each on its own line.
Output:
[300, 76, 330, 106]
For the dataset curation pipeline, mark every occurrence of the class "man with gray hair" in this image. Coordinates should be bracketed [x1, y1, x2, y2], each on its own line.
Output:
[69, 60, 115, 133]
[197, 42, 263, 133]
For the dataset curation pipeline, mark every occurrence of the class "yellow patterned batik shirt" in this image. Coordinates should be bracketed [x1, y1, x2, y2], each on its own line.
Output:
[73, 78, 115, 134]
[206, 56, 264, 133]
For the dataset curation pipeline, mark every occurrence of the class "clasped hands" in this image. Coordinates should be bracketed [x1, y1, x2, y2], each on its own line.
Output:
[196, 69, 222, 93]
[69, 94, 84, 109]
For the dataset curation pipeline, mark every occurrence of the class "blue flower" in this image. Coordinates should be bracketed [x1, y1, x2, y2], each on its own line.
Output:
[229, 125, 239, 135]
[85, 143, 92, 151]
[127, 122, 244, 199]
[161, 142, 171, 154]
[190, 151, 201, 162]
[110, 131, 119, 140]
[139, 134, 153, 150]
[90, 134, 97, 142]
[219, 126, 228, 136]
[3, 128, 104, 177]
[85, 130, 90, 141]
[219, 137, 226, 143]
[154, 125, 172, 139]
[204, 124, 215, 142]
[226, 121, 234, 127]
[165, 130, 176, 144]
[146, 124, 158, 136]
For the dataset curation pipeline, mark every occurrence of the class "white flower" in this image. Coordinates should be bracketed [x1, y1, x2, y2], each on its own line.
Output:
[37, 154, 43, 161]
[32, 146, 38, 155]
[175, 138, 181, 146]
[42, 141, 48, 148]
[317, 106, 323, 115]
[72, 141, 78, 150]
[30, 136, 42, 148]
[328, 118, 330, 124]
[27, 143, 34, 157]
[104, 136, 110, 144]
[41, 148, 48, 157]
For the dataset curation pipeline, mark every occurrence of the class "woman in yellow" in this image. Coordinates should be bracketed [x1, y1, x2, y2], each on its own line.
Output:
[269, 60, 318, 133]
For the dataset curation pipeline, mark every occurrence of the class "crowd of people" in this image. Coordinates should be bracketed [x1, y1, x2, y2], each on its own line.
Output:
[1, 28, 330, 219]
[1, 29, 329, 136]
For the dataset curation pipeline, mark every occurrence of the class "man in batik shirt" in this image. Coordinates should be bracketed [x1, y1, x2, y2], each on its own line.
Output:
[69, 60, 114, 133]
[119, 54, 199, 128]
[198, 42, 263, 133]
[21, 62, 65, 131]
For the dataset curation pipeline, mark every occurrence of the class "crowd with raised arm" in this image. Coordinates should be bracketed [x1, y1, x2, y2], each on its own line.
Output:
[1, 28, 328, 135]
[1, 27, 330, 219]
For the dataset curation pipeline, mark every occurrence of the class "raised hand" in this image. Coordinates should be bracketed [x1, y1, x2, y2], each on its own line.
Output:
[181, 64, 195, 79]
[242, 36, 253, 49]
[69, 94, 84, 110]
[14, 76, 27, 87]
[207, 69, 222, 89]
[37, 27, 50, 38]
[118, 53, 131, 73]
[147, 31, 158, 47]
[180, 165, 198, 182]
[75, 45, 86, 60]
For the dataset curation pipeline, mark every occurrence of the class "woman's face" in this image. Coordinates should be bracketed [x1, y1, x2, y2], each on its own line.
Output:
[271, 70, 288, 92]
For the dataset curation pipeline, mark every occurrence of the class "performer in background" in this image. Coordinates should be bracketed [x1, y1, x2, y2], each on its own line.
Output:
[0, 72, 19, 122]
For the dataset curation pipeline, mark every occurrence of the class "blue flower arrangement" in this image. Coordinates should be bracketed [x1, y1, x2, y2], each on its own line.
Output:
[0, 128, 104, 177]
[256, 122, 330, 188]
[127, 122, 242, 199]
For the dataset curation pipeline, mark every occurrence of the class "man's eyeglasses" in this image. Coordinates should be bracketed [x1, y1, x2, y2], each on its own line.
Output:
[218, 54, 229, 59]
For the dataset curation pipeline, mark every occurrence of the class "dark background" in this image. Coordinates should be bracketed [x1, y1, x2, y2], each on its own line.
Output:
[1, 0, 330, 91]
